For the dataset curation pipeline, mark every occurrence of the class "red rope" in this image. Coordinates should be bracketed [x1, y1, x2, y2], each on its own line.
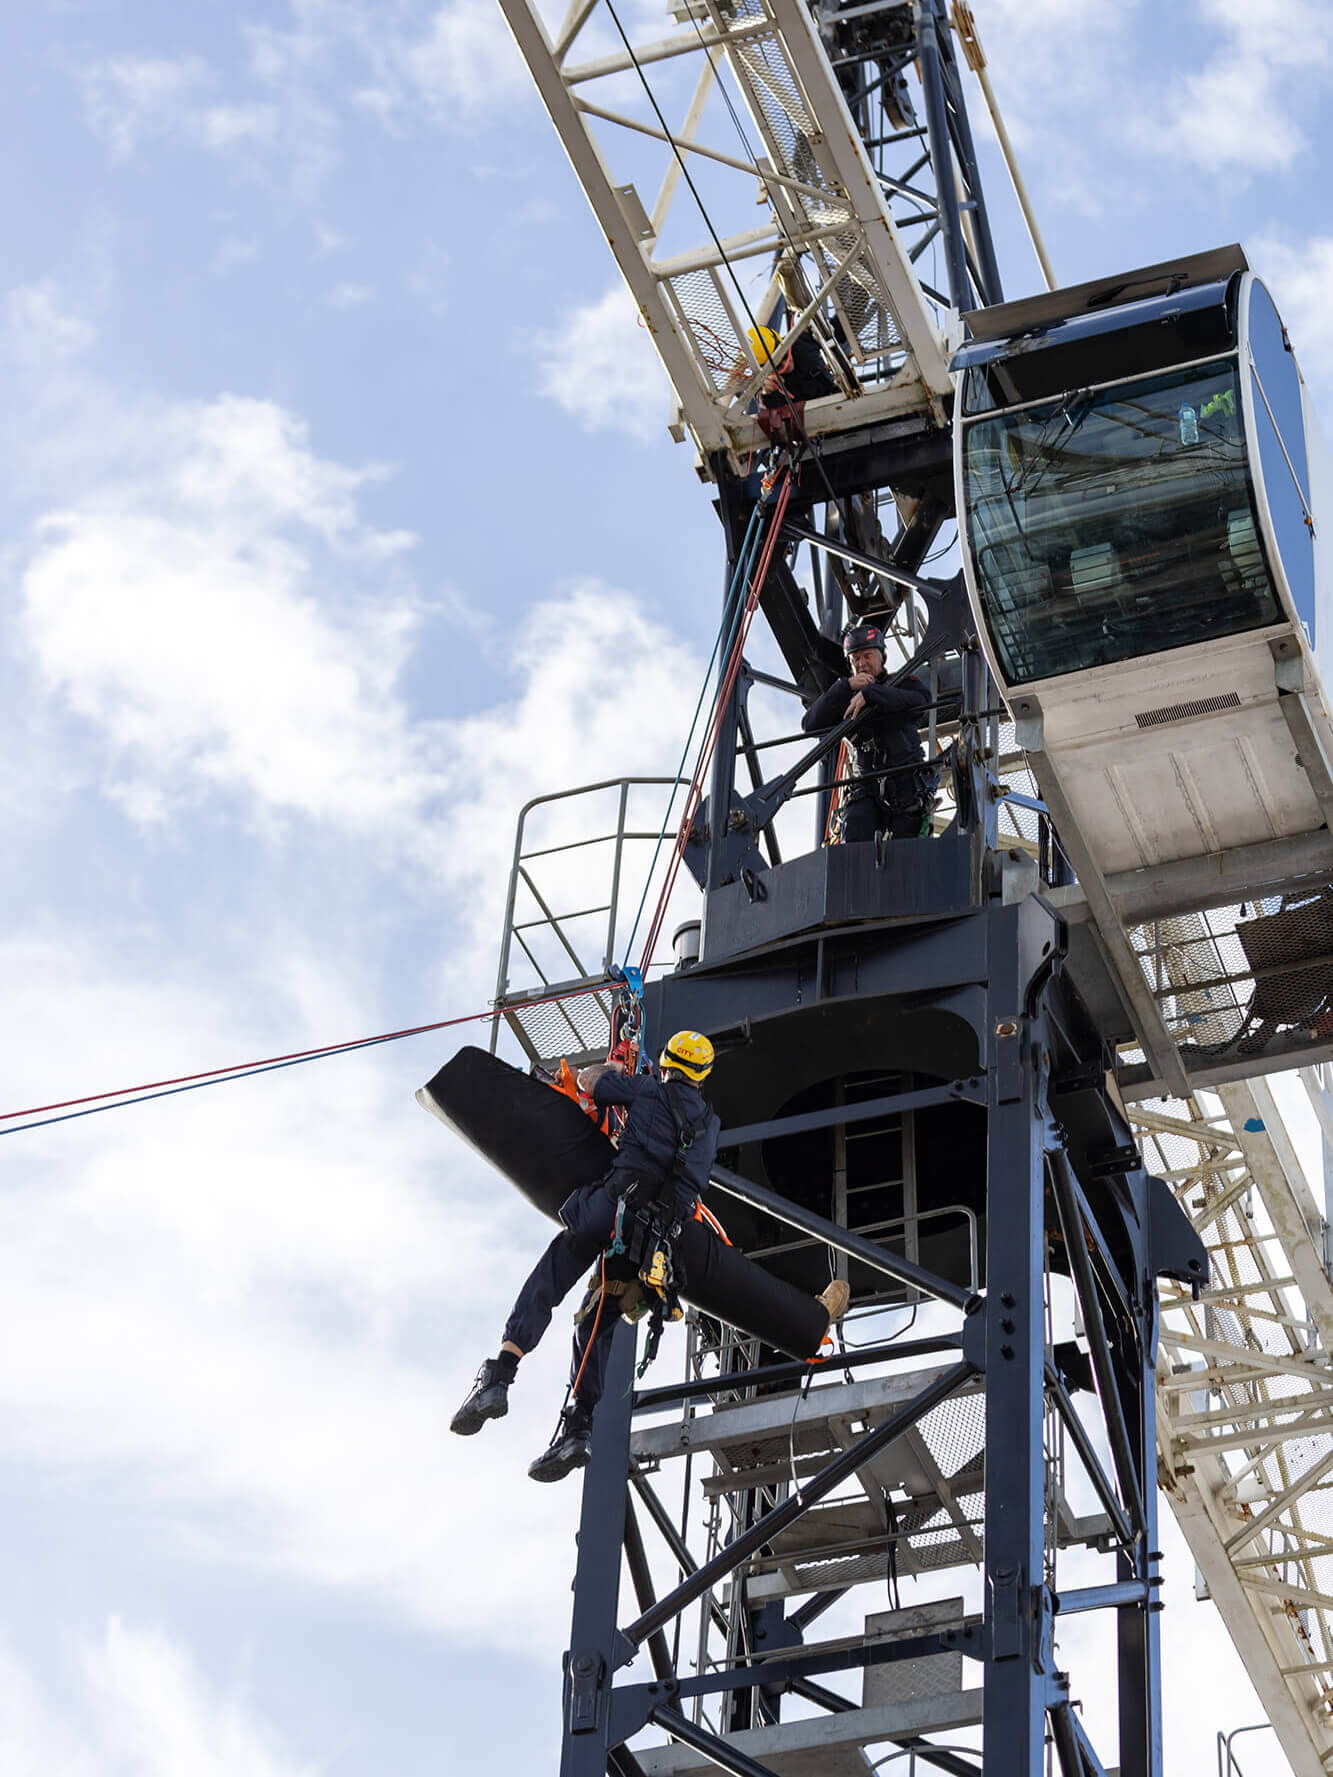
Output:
[0, 982, 600, 1123]
[638, 470, 793, 972]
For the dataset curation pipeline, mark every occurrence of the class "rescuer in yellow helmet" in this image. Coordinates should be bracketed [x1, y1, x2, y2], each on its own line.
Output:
[450, 1031, 724, 1481]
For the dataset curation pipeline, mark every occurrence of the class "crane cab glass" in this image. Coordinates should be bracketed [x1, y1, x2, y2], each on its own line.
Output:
[953, 251, 1317, 691]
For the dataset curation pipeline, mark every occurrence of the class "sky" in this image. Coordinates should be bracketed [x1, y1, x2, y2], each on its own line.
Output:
[2, 0, 1333, 1773]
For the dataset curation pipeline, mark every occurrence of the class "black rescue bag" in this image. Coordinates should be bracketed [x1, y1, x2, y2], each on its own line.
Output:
[419, 1046, 828, 1361]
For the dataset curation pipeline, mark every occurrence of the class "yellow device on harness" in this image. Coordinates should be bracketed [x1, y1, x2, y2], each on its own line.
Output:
[640, 1241, 685, 1321]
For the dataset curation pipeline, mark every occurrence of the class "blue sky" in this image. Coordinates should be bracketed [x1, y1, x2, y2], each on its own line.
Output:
[2, 1, 1333, 1773]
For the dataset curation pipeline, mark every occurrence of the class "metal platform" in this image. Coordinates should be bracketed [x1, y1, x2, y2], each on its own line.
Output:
[635, 1687, 983, 1774]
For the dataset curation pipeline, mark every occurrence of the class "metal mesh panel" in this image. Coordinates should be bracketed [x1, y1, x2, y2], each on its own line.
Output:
[667, 268, 749, 394]
[724, 19, 900, 363]
[502, 988, 613, 1067]
[1129, 890, 1333, 1059]
[920, 1386, 985, 1483]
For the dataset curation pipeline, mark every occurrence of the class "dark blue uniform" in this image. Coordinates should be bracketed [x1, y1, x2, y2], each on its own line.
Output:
[501, 1070, 720, 1410]
[596, 1071, 719, 1207]
[801, 669, 931, 841]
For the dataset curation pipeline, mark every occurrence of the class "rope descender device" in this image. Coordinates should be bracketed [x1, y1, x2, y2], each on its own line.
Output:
[607, 964, 646, 1074]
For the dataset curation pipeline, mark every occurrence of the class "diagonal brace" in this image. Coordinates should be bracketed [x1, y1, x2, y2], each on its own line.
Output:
[1049, 1151, 1147, 1538]
[1044, 1359, 1134, 1550]
[647, 1706, 781, 1777]
[711, 1162, 979, 1310]
[616, 1358, 976, 1660]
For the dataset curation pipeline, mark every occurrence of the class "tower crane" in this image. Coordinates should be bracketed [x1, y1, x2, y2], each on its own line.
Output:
[429, 1, 1333, 1771]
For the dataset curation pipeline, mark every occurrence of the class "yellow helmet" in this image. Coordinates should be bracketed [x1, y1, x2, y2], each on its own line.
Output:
[659, 1030, 714, 1082]
[747, 325, 782, 367]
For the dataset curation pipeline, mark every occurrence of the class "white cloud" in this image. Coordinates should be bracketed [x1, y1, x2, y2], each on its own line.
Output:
[537, 285, 670, 443]
[964, 0, 1130, 141]
[0, 926, 586, 1645]
[1137, 0, 1332, 173]
[23, 508, 425, 828]
[0, 1644, 98, 1777]
[326, 281, 373, 308]
[89, 1620, 310, 1777]
[1251, 233, 1333, 405]
[423, 578, 705, 974]
[7, 281, 97, 366]
[18, 393, 434, 831]
[0, 1620, 311, 1777]
[83, 54, 212, 161]
[405, 0, 527, 108]
[199, 103, 280, 149]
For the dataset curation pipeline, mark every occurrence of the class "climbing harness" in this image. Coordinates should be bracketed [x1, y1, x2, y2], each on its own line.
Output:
[552, 967, 729, 1385]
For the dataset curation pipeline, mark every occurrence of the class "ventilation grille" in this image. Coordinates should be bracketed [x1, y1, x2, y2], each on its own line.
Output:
[1135, 691, 1241, 730]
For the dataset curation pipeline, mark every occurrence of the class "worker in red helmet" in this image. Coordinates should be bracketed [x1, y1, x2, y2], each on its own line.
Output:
[801, 619, 934, 842]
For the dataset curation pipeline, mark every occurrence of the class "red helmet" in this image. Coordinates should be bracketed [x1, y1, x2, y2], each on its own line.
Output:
[842, 619, 887, 660]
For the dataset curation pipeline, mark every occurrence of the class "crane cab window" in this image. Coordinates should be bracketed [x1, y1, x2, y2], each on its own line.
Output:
[961, 360, 1282, 687]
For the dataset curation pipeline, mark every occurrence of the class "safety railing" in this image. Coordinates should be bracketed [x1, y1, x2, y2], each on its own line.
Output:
[747, 1201, 980, 1305]
[1217, 1721, 1276, 1775]
[489, 776, 693, 1066]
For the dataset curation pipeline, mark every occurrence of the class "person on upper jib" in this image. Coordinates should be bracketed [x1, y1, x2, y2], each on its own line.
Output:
[802, 617, 934, 844]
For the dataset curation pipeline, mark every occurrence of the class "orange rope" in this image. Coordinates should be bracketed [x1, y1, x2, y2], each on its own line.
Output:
[571, 1249, 609, 1402]
[822, 739, 848, 846]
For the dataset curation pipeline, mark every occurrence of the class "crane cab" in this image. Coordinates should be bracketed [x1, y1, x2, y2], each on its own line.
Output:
[954, 246, 1331, 877]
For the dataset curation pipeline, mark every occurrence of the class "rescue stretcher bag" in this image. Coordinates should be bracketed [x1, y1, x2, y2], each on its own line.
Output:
[419, 1046, 828, 1360]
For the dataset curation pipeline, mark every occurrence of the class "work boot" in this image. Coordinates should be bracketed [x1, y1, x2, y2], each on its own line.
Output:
[450, 1359, 511, 1436]
[818, 1279, 851, 1325]
[528, 1402, 594, 1483]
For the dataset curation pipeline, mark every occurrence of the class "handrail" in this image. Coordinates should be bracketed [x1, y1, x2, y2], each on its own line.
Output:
[490, 776, 689, 1058]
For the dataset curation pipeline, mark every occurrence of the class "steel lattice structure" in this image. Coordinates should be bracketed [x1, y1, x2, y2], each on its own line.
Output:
[475, 1, 1333, 1773]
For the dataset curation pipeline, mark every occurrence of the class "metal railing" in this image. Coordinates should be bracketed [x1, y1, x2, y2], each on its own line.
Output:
[490, 776, 689, 1064]
[1217, 1721, 1276, 1775]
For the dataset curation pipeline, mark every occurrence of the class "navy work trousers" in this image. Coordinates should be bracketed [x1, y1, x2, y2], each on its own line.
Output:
[502, 1177, 622, 1411]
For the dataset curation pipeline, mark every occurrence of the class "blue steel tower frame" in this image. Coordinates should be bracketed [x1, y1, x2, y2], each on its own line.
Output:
[542, 6, 1208, 1772]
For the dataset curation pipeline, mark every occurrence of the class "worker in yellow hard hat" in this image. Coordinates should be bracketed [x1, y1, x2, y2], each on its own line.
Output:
[747, 324, 786, 369]
[740, 321, 835, 414]
[450, 1031, 724, 1481]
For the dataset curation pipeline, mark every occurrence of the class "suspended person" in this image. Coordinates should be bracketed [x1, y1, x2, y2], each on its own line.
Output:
[451, 1033, 768, 1482]
[802, 618, 934, 842]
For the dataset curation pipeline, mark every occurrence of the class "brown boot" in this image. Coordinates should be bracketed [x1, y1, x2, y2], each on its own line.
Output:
[817, 1279, 850, 1325]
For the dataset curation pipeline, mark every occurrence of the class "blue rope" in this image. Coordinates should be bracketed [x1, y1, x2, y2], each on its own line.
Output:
[2, 1028, 423, 1139]
[620, 501, 766, 967]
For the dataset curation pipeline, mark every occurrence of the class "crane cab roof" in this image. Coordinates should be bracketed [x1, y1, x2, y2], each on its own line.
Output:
[958, 243, 1249, 346]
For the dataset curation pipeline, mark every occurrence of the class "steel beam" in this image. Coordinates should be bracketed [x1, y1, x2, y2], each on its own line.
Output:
[618, 1359, 975, 1656]
[647, 1707, 782, 1777]
[981, 902, 1053, 1776]
[561, 1325, 640, 1777]
[711, 1162, 978, 1310]
[1049, 1152, 1147, 1538]
[1045, 1361, 1134, 1550]
[633, 1332, 963, 1410]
